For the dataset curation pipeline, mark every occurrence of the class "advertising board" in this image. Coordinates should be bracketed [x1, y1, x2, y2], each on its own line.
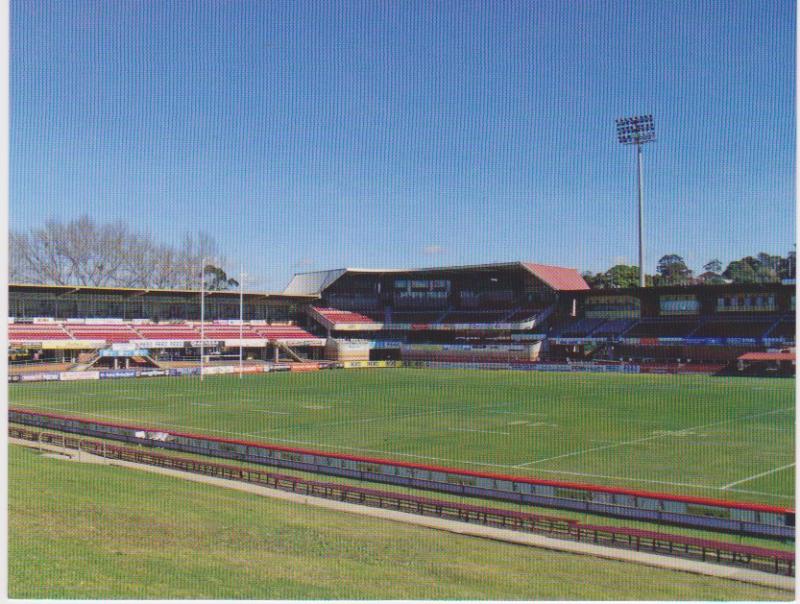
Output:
[42, 340, 106, 350]
[99, 349, 150, 357]
[59, 371, 100, 381]
[290, 363, 321, 372]
[138, 369, 169, 377]
[19, 372, 61, 382]
[131, 340, 186, 349]
[223, 339, 267, 348]
[99, 370, 138, 379]
[342, 360, 403, 369]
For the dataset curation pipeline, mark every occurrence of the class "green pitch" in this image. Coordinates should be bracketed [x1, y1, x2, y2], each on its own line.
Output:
[9, 368, 795, 506]
[8, 445, 791, 599]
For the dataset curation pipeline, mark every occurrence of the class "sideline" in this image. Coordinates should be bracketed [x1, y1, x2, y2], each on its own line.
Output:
[10, 439, 794, 593]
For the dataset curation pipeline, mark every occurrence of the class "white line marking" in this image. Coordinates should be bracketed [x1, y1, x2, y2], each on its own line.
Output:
[515, 407, 793, 467]
[248, 409, 293, 416]
[448, 428, 510, 435]
[722, 463, 796, 489]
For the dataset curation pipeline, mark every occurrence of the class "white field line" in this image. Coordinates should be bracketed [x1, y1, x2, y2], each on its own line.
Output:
[515, 407, 793, 468]
[448, 428, 511, 435]
[721, 463, 796, 489]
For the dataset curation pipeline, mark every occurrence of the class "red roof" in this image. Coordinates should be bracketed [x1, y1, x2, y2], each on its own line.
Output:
[522, 263, 590, 291]
[738, 351, 796, 362]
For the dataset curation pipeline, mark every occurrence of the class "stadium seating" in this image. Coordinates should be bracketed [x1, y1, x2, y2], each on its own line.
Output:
[502, 308, 546, 322]
[560, 318, 606, 337]
[312, 308, 382, 325]
[65, 323, 142, 343]
[255, 325, 317, 341]
[592, 319, 637, 337]
[692, 317, 775, 339]
[766, 318, 796, 340]
[9, 323, 73, 341]
[625, 320, 699, 338]
[135, 323, 201, 340]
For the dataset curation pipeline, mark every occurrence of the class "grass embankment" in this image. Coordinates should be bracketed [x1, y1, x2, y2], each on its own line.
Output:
[8, 445, 792, 600]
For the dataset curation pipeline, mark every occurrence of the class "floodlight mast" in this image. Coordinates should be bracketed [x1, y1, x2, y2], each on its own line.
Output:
[615, 115, 656, 287]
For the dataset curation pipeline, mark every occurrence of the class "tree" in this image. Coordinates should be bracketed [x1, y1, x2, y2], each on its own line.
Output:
[723, 259, 758, 283]
[204, 264, 239, 290]
[10, 215, 234, 290]
[603, 264, 641, 288]
[703, 259, 722, 275]
[655, 254, 693, 285]
[582, 266, 654, 289]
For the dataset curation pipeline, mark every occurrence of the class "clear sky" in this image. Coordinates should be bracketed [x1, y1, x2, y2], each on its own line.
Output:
[11, 0, 795, 290]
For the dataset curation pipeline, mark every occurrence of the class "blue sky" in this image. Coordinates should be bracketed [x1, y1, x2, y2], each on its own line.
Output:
[11, 0, 795, 290]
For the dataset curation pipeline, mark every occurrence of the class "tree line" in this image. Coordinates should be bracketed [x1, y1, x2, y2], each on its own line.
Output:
[582, 251, 796, 289]
[10, 216, 240, 290]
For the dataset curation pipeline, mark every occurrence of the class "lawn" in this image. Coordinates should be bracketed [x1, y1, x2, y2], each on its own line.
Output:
[8, 444, 792, 600]
[9, 368, 795, 505]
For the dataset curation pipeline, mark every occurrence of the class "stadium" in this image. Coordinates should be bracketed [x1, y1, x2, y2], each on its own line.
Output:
[8, 261, 796, 595]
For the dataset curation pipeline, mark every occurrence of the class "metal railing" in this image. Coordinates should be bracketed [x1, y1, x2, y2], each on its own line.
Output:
[10, 425, 793, 577]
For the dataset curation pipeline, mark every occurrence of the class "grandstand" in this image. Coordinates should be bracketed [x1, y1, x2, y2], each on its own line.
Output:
[9, 284, 324, 368]
[8, 266, 795, 374]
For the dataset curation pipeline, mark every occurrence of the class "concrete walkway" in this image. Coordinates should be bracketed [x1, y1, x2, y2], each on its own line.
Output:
[11, 439, 794, 592]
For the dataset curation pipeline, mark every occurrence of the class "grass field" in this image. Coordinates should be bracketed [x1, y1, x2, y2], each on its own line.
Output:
[8, 444, 792, 600]
[9, 368, 795, 506]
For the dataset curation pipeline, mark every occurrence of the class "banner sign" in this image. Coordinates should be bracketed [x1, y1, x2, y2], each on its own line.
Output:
[137, 369, 169, 377]
[32, 317, 56, 323]
[190, 340, 223, 348]
[275, 338, 326, 347]
[510, 333, 547, 341]
[550, 338, 606, 346]
[8, 374, 21, 382]
[42, 340, 105, 350]
[59, 371, 100, 381]
[131, 340, 186, 349]
[99, 349, 150, 357]
[290, 363, 321, 372]
[169, 367, 201, 377]
[19, 372, 61, 382]
[85, 318, 125, 324]
[201, 366, 237, 376]
[342, 360, 403, 369]
[684, 337, 725, 346]
[223, 339, 267, 348]
[99, 370, 138, 379]
[110, 342, 139, 351]
[368, 340, 404, 349]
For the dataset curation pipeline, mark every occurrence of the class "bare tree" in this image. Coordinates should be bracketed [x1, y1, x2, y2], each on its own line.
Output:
[9, 215, 229, 289]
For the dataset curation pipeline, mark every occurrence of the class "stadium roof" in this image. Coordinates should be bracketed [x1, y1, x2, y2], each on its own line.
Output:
[282, 262, 589, 295]
[8, 283, 317, 300]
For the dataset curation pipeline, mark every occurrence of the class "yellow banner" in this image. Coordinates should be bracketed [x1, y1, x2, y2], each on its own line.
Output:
[41, 340, 104, 350]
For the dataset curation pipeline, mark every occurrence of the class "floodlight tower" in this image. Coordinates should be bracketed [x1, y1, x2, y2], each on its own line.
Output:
[615, 114, 655, 287]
